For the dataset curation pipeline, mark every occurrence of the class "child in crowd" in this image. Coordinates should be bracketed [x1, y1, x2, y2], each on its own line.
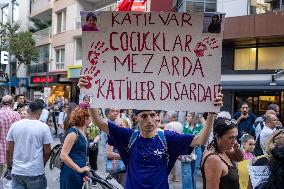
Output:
[82, 12, 99, 31]
[240, 133, 255, 160]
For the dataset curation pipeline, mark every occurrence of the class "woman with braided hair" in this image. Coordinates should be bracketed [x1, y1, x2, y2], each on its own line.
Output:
[201, 117, 244, 189]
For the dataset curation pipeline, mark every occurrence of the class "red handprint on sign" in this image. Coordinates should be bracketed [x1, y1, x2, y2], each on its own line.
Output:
[83, 41, 109, 90]
[85, 76, 93, 89]
[84, 41, 109, 76]
[194, 37, 219, 58]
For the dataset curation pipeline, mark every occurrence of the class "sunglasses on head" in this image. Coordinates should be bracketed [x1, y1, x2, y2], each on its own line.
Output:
[224, 119, 237, 126]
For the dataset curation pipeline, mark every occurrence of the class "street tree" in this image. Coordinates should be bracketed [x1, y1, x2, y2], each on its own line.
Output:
[0, 23, 39, 71]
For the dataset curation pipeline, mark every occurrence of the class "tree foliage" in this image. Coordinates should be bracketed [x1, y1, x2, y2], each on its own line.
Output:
[0, 23, 39, 70]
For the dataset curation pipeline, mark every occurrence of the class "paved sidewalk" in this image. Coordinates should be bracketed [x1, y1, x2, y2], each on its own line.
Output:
[1, 137, 203, 189]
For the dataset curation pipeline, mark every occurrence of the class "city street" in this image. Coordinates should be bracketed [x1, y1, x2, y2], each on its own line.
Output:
[44, 138, 203, 189]
[1, 136, 203, 189]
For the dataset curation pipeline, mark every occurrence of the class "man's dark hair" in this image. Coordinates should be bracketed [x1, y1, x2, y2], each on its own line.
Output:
[29, 99, 45, 112]
[240, 101, 249, 108]
[17, 94, 25, 99]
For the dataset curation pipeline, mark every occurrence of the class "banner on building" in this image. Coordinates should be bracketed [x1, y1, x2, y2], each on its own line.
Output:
[80, 11, 224, 112]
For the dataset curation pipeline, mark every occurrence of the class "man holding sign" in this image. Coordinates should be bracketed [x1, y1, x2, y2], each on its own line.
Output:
[79, 11, 224, 188]
[79, 75, 223, 188]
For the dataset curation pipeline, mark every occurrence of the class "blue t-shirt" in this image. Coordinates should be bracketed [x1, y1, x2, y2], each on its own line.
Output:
[233, 112, 256, 141]
[108, 121, 194, 189]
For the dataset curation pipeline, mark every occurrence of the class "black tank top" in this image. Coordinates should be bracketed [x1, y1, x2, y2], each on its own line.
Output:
[201, 153, 239, 189]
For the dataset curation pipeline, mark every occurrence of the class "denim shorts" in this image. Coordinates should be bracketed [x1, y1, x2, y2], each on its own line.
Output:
[12, 174, 47, 189]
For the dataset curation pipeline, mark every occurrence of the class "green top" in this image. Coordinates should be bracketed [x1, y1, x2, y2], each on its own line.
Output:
[183, 123, 203, 135]
[86, 124, 100, 141]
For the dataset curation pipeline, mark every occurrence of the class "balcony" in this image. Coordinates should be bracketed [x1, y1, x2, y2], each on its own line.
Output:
[32, 27, 52, 46]
[30, 0, 53, 21]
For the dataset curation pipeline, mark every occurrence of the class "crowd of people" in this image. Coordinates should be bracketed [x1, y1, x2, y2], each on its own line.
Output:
[0, 84, 284, 189]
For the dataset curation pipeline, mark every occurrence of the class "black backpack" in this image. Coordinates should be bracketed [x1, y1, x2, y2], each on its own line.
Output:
[254, 121, 265, 156]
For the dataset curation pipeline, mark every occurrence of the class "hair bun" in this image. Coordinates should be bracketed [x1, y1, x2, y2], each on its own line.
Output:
[271, 146, 284, 160]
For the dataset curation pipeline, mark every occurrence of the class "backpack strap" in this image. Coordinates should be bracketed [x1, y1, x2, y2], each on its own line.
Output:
[127, 130, 140, 153]
[157, 130, 169, 165]
[157, 130, 167, 150]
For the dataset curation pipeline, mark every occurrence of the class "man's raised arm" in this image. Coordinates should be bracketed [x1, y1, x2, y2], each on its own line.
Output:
[78, 76, 109, 134]
[88, 108, 109, 134]
[190, 93, 223, 147]
[190, 113, 215, 147]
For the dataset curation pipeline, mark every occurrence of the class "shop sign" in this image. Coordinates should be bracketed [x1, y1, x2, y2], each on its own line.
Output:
[30, 75, 58, 85]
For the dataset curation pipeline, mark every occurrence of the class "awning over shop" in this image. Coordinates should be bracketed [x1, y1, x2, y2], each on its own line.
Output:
[221, 74, 284, 90]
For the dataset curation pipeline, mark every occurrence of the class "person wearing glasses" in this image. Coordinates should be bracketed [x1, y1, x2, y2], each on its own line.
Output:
[260, 114, 278, 155]
[78, 76, 223, 189]
[202, 118, 244, 189]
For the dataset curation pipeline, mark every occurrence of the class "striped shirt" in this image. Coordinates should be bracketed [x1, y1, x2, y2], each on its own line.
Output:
[0, 107, 21, 164]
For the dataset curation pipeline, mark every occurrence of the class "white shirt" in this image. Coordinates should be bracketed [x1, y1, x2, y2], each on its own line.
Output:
[260, 125, 276, 154]
[6, 119, 53, 176]
[39, 109, 49, 123]
[57, 111, 67, 134]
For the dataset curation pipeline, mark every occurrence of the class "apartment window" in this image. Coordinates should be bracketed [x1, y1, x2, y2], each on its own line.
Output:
[1, 5, 8, 23]
[186, 0, 216, 12]
[234, 48, 256, 70]
[39, 45, 50, 63]
[250, 0, 271, 14]
[12, 0, 19, 23]
[75, 38, 82, 60]
[57, 11, 66, 33]
[55, 48, 65, 70]
[258, 46, 284, 70]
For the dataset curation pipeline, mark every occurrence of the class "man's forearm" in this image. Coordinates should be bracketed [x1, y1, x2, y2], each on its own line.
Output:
[6, 142, 14, 168]
[190, 113, 214, 147]
[6, 150, 13, 168]
[89, 108, 109, 134]
[199, 113, 214, 145]
[43, 152, 51, 166]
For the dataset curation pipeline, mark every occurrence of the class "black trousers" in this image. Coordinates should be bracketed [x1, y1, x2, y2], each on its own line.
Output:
[52, 112, 59, 134]
[88, 144, 99, 170]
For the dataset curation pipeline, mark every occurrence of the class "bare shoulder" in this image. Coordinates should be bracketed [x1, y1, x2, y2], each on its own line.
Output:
[64, 132, 77, 142]
[203, 153, 223, 167]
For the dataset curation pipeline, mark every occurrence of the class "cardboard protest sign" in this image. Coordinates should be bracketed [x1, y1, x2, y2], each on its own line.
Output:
[248, 166, 270, 188]
[80, 11, 223, 112]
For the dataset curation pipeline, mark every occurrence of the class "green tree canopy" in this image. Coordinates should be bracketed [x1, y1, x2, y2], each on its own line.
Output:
[0, 23, 39, 70]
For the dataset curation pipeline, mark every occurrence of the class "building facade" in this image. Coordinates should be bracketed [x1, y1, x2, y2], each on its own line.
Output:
[221, 12, 284, 119]
[0, 0, 30, 96]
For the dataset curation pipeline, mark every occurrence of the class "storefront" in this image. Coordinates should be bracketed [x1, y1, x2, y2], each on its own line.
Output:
[29, 75, 72, 105]
[221, 75, 284, 122]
